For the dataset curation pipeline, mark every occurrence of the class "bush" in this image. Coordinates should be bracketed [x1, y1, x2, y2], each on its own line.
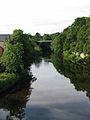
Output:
[0, 73, 19, 93]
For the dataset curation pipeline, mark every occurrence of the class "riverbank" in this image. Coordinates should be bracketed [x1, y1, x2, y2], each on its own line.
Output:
[0, 73, 19, 94]
[0, 72, 35, 95]
[63, 51, 90, 66]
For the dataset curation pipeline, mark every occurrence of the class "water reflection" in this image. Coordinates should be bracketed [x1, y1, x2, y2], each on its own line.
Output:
[0, 76, 36, 120]
[32, 53, 51, 68]
[0, 54, 90, 120]
[51, 54, 90, 99]
[32, 58, 42, 68]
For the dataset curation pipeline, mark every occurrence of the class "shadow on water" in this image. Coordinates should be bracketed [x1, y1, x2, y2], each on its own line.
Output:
[51, 54, 90, 99]
[0, 73, 36, 120]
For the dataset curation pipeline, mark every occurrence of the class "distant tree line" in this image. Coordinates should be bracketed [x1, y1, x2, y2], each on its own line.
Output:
[29, 32, 60, 42]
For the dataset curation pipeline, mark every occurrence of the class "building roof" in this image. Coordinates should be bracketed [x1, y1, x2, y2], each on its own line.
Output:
[0, 34, 12, 42]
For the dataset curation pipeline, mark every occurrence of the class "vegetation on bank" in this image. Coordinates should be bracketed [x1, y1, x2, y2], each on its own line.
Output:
[0, 29, 40, 92]
[51, 16, 90, 64]
[0, 73, 19, 93]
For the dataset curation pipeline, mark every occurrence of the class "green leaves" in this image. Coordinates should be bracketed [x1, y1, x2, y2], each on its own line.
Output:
[51, 16, 90, 63]
[1, 41, 24, 73]
[12, 29, 23, 43]
[1, 29, 38, 74]
[51, 33, 64, 54]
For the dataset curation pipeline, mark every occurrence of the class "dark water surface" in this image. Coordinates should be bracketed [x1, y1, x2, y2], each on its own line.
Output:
[0, 56, 90, 120]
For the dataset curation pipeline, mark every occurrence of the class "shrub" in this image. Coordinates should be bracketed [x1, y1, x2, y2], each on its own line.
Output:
[0, 73, 19, 93]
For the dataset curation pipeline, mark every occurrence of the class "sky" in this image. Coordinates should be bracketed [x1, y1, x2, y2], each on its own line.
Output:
[0, 0, 90, 35]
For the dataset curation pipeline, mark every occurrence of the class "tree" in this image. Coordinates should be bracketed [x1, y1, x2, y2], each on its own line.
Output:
[51, 34, 64, 54]
[1, 41, 24, 74]
[12, 29, 23, 43]
[34, 32, 41, 41]
[50, 32, 60, 40]
[12, 29, 35, 69]
[43, 34, 51, 40]
[51, 16, 90, 63]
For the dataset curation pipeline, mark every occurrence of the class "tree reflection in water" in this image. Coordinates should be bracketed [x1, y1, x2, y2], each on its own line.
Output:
[0, 75, 36, 120]
[51, 54, 90, 99]
[0, 53, 90, 119]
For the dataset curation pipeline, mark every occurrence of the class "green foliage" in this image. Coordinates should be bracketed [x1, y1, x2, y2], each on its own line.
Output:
[12, 30, 36, 68]
[51, 35, 61, 54]
[51, 33, 65, 54]
[84, 55, 90, 63]
[0, 29, 38, 93]
[43, 34, 52, 40]
[75, 23, 90, 54]
[1, 29, 41, 75]
[0, 73, 19, 92]
[0, 30, 42, 93]
[51, 16, 90, 63]
[1, 41, 24, 73]
[34, 32, 42, 41]
[22, 34, 34, 68]
[50, 32, 60, 40]
[0, 73, 17, 81]
[12, 29, 23, 43]
[63, 17, 86, 52]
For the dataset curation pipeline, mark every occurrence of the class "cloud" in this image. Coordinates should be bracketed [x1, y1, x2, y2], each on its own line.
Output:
[0, 0, 90, 34]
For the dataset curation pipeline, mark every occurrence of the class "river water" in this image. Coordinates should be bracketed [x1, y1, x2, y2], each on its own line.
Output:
[0, 56, 90, 120]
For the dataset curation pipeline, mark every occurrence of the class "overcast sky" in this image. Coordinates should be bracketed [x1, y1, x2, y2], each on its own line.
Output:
[0, 0, 90, 35]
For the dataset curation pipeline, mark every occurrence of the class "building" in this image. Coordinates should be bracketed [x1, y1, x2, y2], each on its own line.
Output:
[0, 34, 12, 56]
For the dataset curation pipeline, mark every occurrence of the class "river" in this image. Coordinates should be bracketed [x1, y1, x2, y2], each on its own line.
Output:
[0, 55, 90, 120]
